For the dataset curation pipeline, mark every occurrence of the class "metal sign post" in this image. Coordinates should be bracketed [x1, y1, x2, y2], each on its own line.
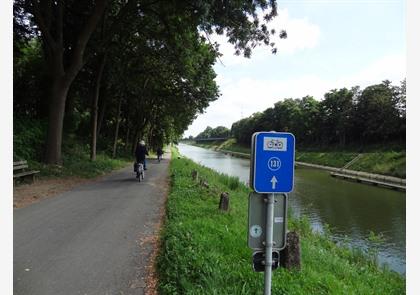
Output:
[248, 132, 295, 295]
[264, 193, 275, 295]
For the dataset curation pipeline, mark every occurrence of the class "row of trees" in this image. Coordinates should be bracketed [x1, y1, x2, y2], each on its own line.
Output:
[195, 126, 230, 139]
[228, 80, 405, 147]
[196, 80, 406, 147]
[14, 0, 287, 164]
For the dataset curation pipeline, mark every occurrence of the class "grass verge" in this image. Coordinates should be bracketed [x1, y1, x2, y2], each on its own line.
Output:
[295, 151, 358, 168]
[156, 148, 404, 294]
[348, 152, 406, 179]
[19, 139, 132, 179]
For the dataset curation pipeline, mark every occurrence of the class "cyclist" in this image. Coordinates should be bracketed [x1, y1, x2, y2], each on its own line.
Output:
[156, 146, 163, 162]
[135, 140, 149, 171]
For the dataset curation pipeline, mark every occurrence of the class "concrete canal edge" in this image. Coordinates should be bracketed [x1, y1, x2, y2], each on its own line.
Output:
[219, 149, 251, 159]
[217, 149, 406, 192]
[296, 162, 405, 191]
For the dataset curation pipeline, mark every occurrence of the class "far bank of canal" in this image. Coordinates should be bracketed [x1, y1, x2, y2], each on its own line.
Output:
[177, 143, 406, 275]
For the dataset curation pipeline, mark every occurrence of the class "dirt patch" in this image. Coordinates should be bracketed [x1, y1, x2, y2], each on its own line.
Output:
[140, 230, 160, 295]
[13, 176, 105, 208]
[143, 157, 170, 295]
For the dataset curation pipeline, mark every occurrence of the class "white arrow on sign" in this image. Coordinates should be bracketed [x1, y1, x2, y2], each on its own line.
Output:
[270, 176, 278, 189]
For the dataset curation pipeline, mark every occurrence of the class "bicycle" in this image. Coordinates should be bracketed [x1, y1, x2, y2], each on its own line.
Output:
[134, 161, 145, 182]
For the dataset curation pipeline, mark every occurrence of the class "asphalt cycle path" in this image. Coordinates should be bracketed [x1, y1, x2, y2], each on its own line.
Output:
[14, 156, 170, 295]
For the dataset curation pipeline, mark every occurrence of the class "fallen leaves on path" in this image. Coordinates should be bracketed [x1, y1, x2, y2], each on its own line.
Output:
[143, 166, 170, 295]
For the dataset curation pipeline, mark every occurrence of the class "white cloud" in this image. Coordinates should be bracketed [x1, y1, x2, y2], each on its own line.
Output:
[337, 53, 406, 87]
[210, 8, 321, 66]
[184, 53, 405, 137]
[274, 9, 321, 54]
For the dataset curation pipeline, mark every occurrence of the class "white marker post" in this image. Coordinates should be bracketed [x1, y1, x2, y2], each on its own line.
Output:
[264, 193, 275, 295]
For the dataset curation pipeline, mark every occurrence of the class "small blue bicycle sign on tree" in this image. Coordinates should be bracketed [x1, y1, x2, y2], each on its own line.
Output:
[250, 132, 295, 193]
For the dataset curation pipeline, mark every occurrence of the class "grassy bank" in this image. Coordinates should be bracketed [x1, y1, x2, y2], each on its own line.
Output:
[187, 139, 405, 178]
[14, 135, 131, 180]
[156, 148, 404, 294]
[295, 150, 405, 178]
[28, 144, 131, 179]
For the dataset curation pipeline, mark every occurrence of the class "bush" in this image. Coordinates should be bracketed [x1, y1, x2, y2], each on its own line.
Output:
[13, 117, 47, 161]
[13, 120, 131, 179]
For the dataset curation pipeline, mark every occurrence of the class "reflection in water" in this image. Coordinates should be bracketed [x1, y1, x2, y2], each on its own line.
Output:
[178, 143, 406, 274]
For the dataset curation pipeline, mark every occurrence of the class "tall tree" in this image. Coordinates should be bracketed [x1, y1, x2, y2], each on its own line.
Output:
[319, 88, 353, 146]
[90, 54, 107, 161]
[17, 0, 107, 164]
[15, 0, 285, 163]
[356, 81, 400, 144]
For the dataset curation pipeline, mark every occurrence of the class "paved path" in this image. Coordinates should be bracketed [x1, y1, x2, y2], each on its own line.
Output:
[14, 157, 169, 295]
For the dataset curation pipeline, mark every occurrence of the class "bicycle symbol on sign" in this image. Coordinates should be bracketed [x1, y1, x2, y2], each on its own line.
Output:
[266, 139, 283, 150]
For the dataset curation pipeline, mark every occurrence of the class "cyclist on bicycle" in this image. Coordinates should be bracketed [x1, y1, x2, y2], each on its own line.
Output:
[135, 140, 149, 170]
[156, 146, 163, 162]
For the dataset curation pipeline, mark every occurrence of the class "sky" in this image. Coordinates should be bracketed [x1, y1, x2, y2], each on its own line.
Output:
[183, 0, 406, 137]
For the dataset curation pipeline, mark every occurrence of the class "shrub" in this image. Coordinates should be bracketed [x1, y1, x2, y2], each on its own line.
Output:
[13, 117, 47, 161]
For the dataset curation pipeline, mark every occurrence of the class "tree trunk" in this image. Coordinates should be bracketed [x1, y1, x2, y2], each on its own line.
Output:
[131, 128, 139, 155]
[45, 77, 71, 164]
[125, 126, 130, 151]
[31, 0, 108, 165]
[112, 97, 123, 158]
[90, 55, 107, 161]
[96, 86, 108, 136]
[63, 85, 83, 134]
[341, 132, 346, 147]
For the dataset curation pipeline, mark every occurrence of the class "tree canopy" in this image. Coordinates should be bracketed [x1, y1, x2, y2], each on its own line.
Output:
[230, 80, 406, 148]
[196, 126, 230, 139]
[14, 0, 286, 163]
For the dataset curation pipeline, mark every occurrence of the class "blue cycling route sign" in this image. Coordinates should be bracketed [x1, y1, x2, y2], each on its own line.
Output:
[250, 132, 295, 193]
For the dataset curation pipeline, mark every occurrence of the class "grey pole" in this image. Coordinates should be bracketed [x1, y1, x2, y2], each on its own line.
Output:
[264, 193, 275, 295]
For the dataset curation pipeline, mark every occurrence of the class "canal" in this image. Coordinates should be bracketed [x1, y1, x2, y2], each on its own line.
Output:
[177, 143, 406, 274]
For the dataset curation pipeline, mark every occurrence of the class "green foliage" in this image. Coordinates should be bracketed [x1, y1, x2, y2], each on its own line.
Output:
[14, 0, 285, 164]
[13, 117, 47, 161]
[295, 152, 358, 168]
[156, 148, 405, 294]
[355, 81, 402, 143]
[13, 38, 48, 119]
[230, 81, 406, 147]
[14, 123, 130, 179]
[30, 152, 129, 179]
[57, 138, 130, 178]
[196, 126, 230, 139]
[217, 173, 240, 191]
[348, 152, 406, 178]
